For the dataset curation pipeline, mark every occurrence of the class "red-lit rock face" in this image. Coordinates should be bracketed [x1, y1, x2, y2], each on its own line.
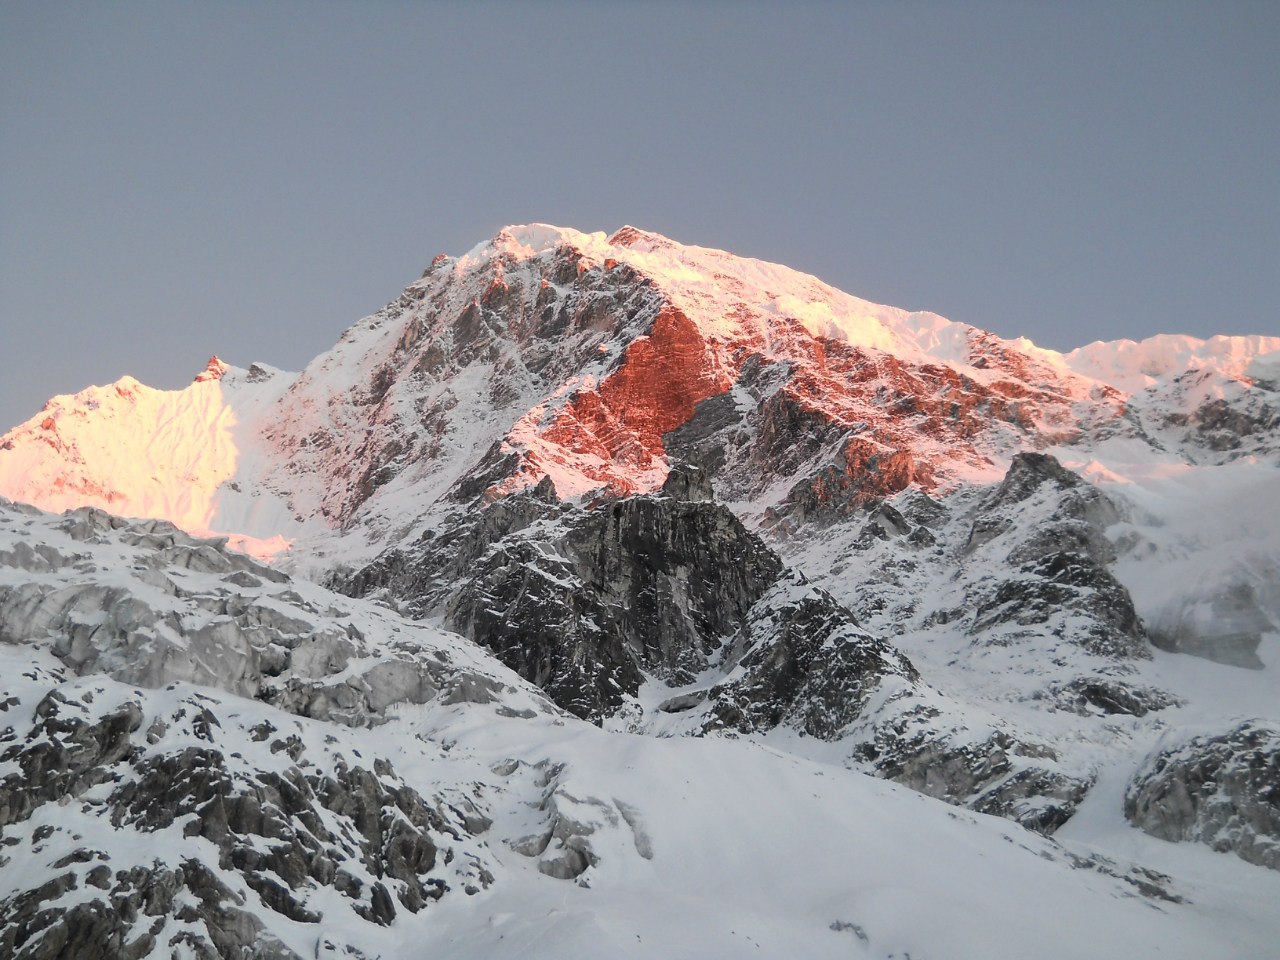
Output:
[0, 225, 1270, 557]
[253, 226, 1132, 527]
[447, 243, 1123, 511]
[541, 307, 735, 492]
[194, 356, 229, 383]
[507, 294, 1107, 511]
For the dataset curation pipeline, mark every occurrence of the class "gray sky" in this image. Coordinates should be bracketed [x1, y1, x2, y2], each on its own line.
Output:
[3, 1, 1277, 431]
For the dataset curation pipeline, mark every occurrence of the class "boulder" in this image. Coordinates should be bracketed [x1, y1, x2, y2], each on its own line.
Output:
[1125, 720, 1280, 870]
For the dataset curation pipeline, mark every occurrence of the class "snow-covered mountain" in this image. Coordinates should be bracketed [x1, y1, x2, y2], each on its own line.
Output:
[1, 225, 1278, 958]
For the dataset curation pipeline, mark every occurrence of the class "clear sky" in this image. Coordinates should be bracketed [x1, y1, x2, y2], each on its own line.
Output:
[2, 1, 1277, 431]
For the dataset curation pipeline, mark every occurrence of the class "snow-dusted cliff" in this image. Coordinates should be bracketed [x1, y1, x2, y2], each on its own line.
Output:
[1, 225, 1277, 959]
[4, 225, 1274, 560]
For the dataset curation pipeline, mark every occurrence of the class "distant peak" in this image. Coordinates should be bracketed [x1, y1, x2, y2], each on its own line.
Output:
[607, 225, 675, 251]
[194, 356, 229, 383]
[458, 224, 681, 267]
[490, 224, 602, 257]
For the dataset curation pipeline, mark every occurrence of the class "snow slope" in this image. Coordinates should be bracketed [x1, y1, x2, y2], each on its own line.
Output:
[1, 499, 1278, 959]
[0, 358, 306, 559]
[1, 224, 1277, 958]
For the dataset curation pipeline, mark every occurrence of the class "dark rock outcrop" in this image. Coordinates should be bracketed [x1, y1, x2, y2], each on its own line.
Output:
[1156, 381, 1278, 459]
[0, 692, 142, 829]
[440, 485, 786, 719]
[704, 580, 918, 739]
[963, 453, 1148, 660]
[1045, 677, 1181, 718]
[0, 682, 494, 957]
[346, 474, 923, 732]
[853, 702, 1094, 836]
[0, 857, 301, 960]
[1124, 720, 1280, 870]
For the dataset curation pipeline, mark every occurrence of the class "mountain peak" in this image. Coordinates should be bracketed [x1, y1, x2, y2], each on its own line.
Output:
[2, 223, 1276, 566]
[459, 223, 607, 266]
[607, 224, 677, 250]
[194, 355, 230, 383]
[1, 223, 1278, 959]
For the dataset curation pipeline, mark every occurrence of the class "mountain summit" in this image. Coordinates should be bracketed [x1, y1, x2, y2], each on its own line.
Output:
[2, 224, 1274, 553]
[1, 225, 1278, 958]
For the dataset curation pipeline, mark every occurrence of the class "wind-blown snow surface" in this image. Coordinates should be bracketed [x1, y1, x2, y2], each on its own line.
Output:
[1, 225, 1278, 958]
[404, 723, 1280, 960]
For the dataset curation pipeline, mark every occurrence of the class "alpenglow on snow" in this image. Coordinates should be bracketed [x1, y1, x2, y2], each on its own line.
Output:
[1, 225, 1278, 960]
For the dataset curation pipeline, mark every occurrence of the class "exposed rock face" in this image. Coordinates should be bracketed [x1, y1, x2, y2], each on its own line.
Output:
[1125, 721, 1280, 870]
[811, 453, 1151, 673]
[703, 579, 918, 739]
[766, 454, 1173, 835]
[662, 328, 1104, 534]
[193, 355, 230, 383]
[851, 694, 1096, 836]
[768, 433, 927, 531]
[350, 476, 790, 720]
[0, 857, 300, 960]
[0, 678, 495, 959]
[1044, 677, 1181, 718]
[347, 466, 934, 740]
[2, 224, 1279, 956]
[215, 224, 1210, 546]
[1143, 367, 1280, 461]
[264, 239, 677, 525]
[658, 461, 715, 502]
[345, 462, 1110, 837]
[0, 693, 143, 830]
[534, 306, 735, 493]
[556, 478, 786, 681]
[3, 226, 1275, 560]
[340, 475, 565, 613]
[534, 235, 1132, 513]
[961, 453, 1148, 659]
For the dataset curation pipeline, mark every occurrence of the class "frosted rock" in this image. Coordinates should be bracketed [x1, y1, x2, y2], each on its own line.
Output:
[0, 679, 495, 956]
[1125, 720, 1280, 870]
